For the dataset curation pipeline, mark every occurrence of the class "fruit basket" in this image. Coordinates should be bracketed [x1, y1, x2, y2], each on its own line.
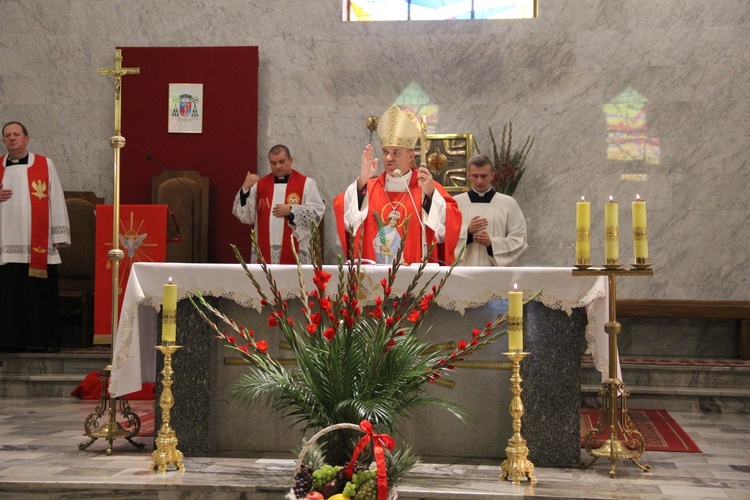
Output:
[287, 421, 399, 500]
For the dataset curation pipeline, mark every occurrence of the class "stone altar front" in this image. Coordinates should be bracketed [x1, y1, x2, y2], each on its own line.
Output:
[111, 263, 607, 467]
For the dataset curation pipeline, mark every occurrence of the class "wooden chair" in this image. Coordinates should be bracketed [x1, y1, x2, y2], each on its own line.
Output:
[152, 171, 209, 263]
[57, 191, 103, 347]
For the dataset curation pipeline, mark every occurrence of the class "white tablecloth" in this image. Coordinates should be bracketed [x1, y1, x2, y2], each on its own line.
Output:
[109, 263, 609, 397]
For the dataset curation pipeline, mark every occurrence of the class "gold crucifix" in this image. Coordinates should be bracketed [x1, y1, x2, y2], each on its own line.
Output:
[97, 49, 140, 135]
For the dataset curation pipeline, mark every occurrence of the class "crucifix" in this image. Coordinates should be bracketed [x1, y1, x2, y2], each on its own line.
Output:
[79, 49, 142, 455]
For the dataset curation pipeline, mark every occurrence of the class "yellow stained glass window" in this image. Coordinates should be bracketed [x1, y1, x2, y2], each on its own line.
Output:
[344, 0, 537, 21]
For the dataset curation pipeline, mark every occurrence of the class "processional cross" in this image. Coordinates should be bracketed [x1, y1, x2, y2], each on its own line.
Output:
[79, 49, 142, 455]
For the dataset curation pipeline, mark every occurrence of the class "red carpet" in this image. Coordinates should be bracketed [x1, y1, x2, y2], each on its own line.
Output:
[581, 408, 701, 453]
[119, 411, 154, 437]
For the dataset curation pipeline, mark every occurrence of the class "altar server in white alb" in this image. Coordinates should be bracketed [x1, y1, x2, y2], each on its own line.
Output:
[0, 121, 70, 353]
[232, 144, 325, 264]
[454, 154, 527, 266]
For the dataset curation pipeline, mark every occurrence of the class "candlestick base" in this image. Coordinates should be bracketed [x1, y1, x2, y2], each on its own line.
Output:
[499, 351, 536, 485]
[603, 264, 621, 270]
[150, 343, 185, 473]
[632, 263, 651, 270]
[78, 366, 145, 455]
[574, 264, 591, 270]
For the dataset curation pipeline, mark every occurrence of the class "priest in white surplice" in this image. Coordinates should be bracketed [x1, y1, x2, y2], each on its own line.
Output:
[454, 154, 527, 266]
[232, 144, 325, 264]
[0, 121, 70, 352]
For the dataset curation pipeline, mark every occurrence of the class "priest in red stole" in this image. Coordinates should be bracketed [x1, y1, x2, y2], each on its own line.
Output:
[233, 144, 325, 264]
[334, 106, 461, 265]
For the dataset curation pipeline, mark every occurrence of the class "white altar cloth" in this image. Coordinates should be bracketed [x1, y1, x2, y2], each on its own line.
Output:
[109, 263, 609, 397]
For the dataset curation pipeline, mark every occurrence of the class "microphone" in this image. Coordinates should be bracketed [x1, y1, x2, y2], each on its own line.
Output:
[146, 154, 196, 263]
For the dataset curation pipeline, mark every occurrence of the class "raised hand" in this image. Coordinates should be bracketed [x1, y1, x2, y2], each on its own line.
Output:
[358, 144, 379, 189]
[242, 171, 260, 191]
[417, 166, 435, 198]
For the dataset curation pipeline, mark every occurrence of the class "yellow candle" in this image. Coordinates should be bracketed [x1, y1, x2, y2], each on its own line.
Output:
[576, 196, 590, 264]
[162, 277, 177, 342]
[605, 196, 619, 265]
[632, 195, 648, 264]
[508, 283, 523, 351]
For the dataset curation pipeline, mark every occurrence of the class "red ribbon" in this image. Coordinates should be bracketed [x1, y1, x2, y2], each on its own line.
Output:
[345, 420, 396, 500]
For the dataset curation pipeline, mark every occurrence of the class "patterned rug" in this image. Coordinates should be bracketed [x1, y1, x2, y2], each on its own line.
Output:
[581, 408, 701, 453]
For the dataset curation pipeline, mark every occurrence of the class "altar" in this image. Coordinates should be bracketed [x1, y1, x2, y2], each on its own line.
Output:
[110, 263, 608, 467]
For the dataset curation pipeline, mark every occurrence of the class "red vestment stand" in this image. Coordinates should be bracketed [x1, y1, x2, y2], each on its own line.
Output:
[93, 205, 168, 344]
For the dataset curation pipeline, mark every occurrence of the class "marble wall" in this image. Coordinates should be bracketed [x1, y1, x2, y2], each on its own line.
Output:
[1, 0, 748, 301]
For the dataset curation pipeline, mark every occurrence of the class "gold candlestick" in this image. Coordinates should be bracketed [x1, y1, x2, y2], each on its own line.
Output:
[573, 268, 653, 477]
[500, 351, 536, 485]
[151, 342, 185, 473]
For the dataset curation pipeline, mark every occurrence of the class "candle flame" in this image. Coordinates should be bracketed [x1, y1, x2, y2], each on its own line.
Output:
[636, 194, 641, 201]
[609, 195, 614, 202]
[168, 276, 173, 284]
[581, 196, 585, 201]
[513, 282, 518, 291]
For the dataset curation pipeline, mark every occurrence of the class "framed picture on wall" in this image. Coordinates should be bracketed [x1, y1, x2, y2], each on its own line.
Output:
[415, 133, 474, 193]
[168, 83, 203, 133]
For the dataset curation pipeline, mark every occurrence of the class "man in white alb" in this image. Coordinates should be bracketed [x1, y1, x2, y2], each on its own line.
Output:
[454, 154, 527, 266]
[0, 121, 70, 352]
[232, 144, 325, 264]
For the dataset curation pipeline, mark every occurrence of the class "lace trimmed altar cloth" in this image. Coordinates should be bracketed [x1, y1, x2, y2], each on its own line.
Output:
[109, 263, 608, 398]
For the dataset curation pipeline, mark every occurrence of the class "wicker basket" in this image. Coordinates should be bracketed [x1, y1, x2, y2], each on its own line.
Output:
[287, 423, 398, 500]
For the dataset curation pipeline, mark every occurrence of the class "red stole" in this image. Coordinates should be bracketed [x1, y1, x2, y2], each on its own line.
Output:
[334, 171, 462, 265]
[0, 154, 51, 278]
[255, 170, 306, 264]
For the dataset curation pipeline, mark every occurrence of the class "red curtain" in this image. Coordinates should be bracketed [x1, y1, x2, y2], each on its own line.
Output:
[118, 46, 259, 263]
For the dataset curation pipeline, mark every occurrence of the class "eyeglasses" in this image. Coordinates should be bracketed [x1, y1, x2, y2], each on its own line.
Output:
[382, 148, 405, 158]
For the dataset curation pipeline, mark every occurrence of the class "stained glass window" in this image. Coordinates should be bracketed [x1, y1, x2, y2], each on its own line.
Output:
[344, 0, 537, 21]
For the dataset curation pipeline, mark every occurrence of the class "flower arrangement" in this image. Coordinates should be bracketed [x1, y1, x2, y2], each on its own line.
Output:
[190, 225, 527, 499]
[477, 121, 534, 197]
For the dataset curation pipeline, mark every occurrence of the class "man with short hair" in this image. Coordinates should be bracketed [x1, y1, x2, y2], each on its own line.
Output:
[334, 105, 461, 265]
[232, 144, 325, 264]
[454, 154, 527, 266]
[0, 121, 70, 352]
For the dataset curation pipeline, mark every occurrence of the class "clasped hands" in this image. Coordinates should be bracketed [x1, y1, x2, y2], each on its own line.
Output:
[358, 144, 435, 197]
[469, 216, 491, 247]
[0, 187, 12, 203]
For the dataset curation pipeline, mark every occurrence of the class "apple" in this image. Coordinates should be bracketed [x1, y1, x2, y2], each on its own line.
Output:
[305, 492, 324, 500]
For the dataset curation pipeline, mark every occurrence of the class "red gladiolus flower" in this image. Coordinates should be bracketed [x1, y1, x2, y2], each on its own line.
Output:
[287, 317, 294, 326]
[385, 317, 396, 327]
[457, 340, 467, 350]
[472, 328, 481, 338]
[260, 298, 267, 306]
[238, 345, 249, 354]
[227, 335, 236, 344]
[313, 269, 332, 290]
[255, 340, 268, 353]
[306, 323, 316, 335]
[310, 312, 322, 325]
[470, 339, 479, 346]
[369, 306, 382, 319]
[407, 309, 421, 322]
[319, 298, 332, 312]
[267, 315, 278, 327]
[323, 327, 335, 341]
[381, 278, 387, 287]
[247, 329, 254, 338]
[309, 290, 319, 298]
[447, 365, 455, 370]
[346, 316, 355, 328]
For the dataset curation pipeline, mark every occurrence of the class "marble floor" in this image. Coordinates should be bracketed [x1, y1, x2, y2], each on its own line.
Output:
[0, 397, 749, 499]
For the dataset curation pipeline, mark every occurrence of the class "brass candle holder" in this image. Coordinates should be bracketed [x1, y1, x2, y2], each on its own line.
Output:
[573, 267, 653, 477]
[150, 342, 185, 473]
[500, 351, 536, 485]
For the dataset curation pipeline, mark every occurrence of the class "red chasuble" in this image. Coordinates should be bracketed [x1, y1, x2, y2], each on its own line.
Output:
[0, 154, 50, 278]
[255, 170, 307, 264]
[334, 170, 461, 265]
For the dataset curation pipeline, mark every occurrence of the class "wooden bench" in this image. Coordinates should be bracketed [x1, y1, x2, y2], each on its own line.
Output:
[616, 299, 750, 360]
